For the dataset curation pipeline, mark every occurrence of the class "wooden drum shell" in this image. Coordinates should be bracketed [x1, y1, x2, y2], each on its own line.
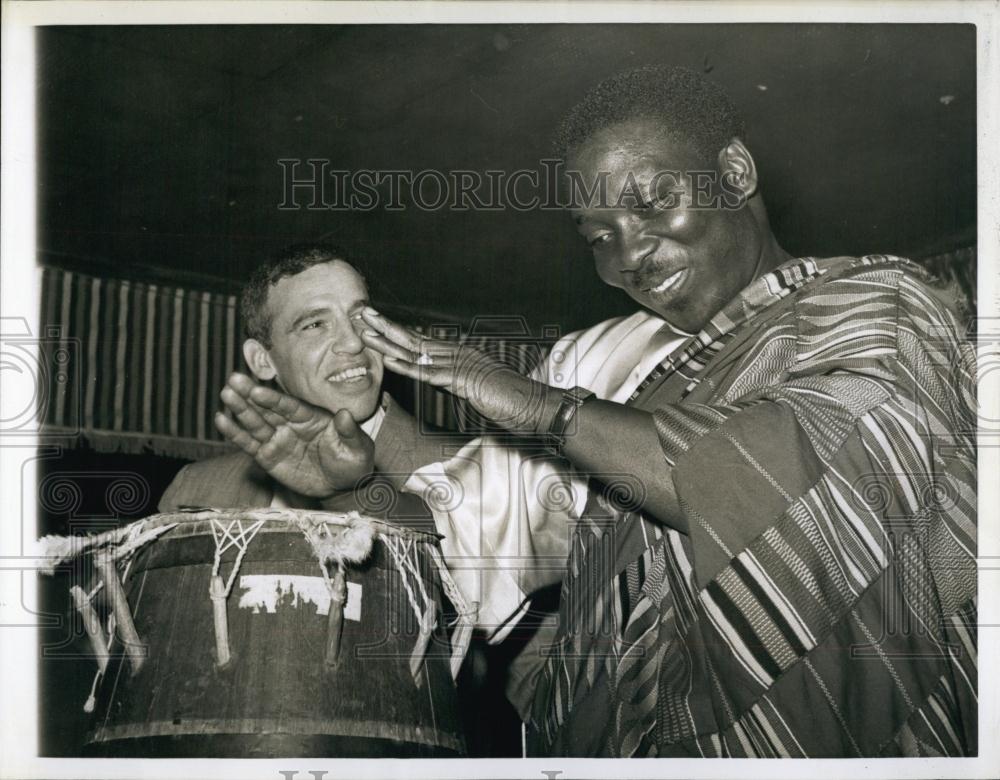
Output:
[83, 518, 465, 757]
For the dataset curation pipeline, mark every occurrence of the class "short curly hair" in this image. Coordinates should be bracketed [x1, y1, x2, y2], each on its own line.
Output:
[240, 243, 364, 348]
[552, 65, 746, 165]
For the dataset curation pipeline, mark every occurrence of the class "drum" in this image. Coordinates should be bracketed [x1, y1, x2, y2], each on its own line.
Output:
[53, 506, 472, 758]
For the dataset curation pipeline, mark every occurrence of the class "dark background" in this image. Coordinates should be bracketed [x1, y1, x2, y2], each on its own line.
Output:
[35, 23, 976, 757]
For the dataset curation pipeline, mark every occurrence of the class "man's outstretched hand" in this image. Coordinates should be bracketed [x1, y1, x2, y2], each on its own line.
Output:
[215, 372, 375, 497]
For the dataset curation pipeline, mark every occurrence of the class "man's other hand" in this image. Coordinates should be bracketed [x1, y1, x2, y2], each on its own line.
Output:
[360, 307, 548, 431]
[215, 372, 375, 497]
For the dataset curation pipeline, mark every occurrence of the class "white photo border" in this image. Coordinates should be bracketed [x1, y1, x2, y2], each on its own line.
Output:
[2, 2, 997, 779]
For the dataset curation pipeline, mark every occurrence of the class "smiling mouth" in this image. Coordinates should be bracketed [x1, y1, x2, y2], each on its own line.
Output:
[647, 269, 687, 295]
[327, 366, 369, 383]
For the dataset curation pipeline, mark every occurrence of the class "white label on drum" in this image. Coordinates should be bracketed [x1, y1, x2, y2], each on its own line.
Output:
[237, 574, 362, 622]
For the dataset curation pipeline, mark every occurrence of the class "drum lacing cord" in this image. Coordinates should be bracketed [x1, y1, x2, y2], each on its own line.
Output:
[315, 554, 350, 667]
[426, 545, 478, 680]
[76, 523, 144, 713]
[294, 515, 376, 668]
[74, 579, 108, 713]
[382, 534, 437, 682]
[209, 518, 265, 666]
[310, 521, 347, 668]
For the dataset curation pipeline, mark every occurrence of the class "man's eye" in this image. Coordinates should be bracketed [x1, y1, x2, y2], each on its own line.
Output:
[302, 321, 322, 331]
[587, 233, 612, 248]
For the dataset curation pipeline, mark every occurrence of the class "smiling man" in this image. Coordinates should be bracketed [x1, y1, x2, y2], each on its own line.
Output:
[357, 66, 978, 757]
[242, 256, 384, 424]
[157, 244, 436, 515]
[569, 123, 785, 337]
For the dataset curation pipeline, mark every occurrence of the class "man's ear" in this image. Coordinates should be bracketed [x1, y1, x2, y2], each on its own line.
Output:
[242, 339, 277, 382]
[717, 138, 759, 204]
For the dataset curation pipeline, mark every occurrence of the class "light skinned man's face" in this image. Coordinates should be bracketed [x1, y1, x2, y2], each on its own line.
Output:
[243, 260, 384, 422]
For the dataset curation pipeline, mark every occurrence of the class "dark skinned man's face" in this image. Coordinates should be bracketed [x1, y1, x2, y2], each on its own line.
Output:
[568, 118, 764, 334]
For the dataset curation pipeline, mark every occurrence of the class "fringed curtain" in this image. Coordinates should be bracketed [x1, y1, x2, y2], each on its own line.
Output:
[39, 266, 245, 460]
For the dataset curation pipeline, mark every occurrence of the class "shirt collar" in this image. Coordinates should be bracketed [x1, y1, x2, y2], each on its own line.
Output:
[360, 392, 388, 441]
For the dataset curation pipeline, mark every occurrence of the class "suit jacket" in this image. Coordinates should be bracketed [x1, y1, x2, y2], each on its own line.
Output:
[158, 394, 457, 525]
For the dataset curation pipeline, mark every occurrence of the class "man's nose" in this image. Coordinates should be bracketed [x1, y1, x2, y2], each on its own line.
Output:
[614, 226, 657, 273]
[331, 317, 365, 353]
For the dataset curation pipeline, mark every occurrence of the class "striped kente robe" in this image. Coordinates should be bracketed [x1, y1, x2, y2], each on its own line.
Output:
[527, 255, 977, 757]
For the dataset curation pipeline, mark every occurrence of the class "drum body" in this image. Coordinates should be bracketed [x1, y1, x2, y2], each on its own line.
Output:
[83, 516, 464, 757]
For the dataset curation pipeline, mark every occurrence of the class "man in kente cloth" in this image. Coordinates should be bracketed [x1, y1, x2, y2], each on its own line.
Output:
[361, 66, 978, 758]
[230, 67, 978, 758]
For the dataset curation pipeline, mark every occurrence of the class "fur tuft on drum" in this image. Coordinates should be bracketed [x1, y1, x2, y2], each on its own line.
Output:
[42, 505, 473, 758]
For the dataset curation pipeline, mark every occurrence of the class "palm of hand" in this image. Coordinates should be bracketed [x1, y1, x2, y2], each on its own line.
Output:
[255, 417, 324, 495]
[215, 373, 376, 498]
[257, 408, 373, 498]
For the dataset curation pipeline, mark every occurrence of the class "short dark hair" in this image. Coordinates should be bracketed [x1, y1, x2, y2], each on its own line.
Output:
[240, 243, 364, 347]
[552, 65, 746, 165]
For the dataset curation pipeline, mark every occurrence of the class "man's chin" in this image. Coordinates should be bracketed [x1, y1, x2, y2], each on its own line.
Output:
[641, 297, 714, 336]
[318, 392, 381, 424]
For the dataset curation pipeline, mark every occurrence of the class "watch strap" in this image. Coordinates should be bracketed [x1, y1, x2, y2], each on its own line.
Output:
[545, 386, 595, 451]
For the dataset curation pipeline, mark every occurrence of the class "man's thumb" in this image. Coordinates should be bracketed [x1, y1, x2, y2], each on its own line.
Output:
[333, 408, 360, 439]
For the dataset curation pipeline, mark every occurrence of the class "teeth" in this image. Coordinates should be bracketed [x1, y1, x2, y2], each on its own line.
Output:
[328, 367, 367, 382]
[651, 270, 684, 294]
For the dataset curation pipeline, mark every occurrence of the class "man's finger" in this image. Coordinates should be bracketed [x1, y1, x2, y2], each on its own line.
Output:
[220, 384, 251, 414]
[225, 371, 258, 399]
[248, 402, 287, 430]
[244, 382, 283, 409]
[222, 387, 275, 442]
[360, 329, 419, 363]
[384, 356, 457, 391]
[255, 428, 296, 470]
[248, 384, 316, 424]
[215, 412, 260, 455]
[382, 355, 428, 382]
[361, 308, 424, 353]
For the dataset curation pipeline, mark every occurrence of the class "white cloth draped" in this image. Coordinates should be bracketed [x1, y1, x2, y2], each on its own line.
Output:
[404, 310, 683, 641]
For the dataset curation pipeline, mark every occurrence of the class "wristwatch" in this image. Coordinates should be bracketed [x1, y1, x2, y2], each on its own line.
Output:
[545, 386, 596, 451]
